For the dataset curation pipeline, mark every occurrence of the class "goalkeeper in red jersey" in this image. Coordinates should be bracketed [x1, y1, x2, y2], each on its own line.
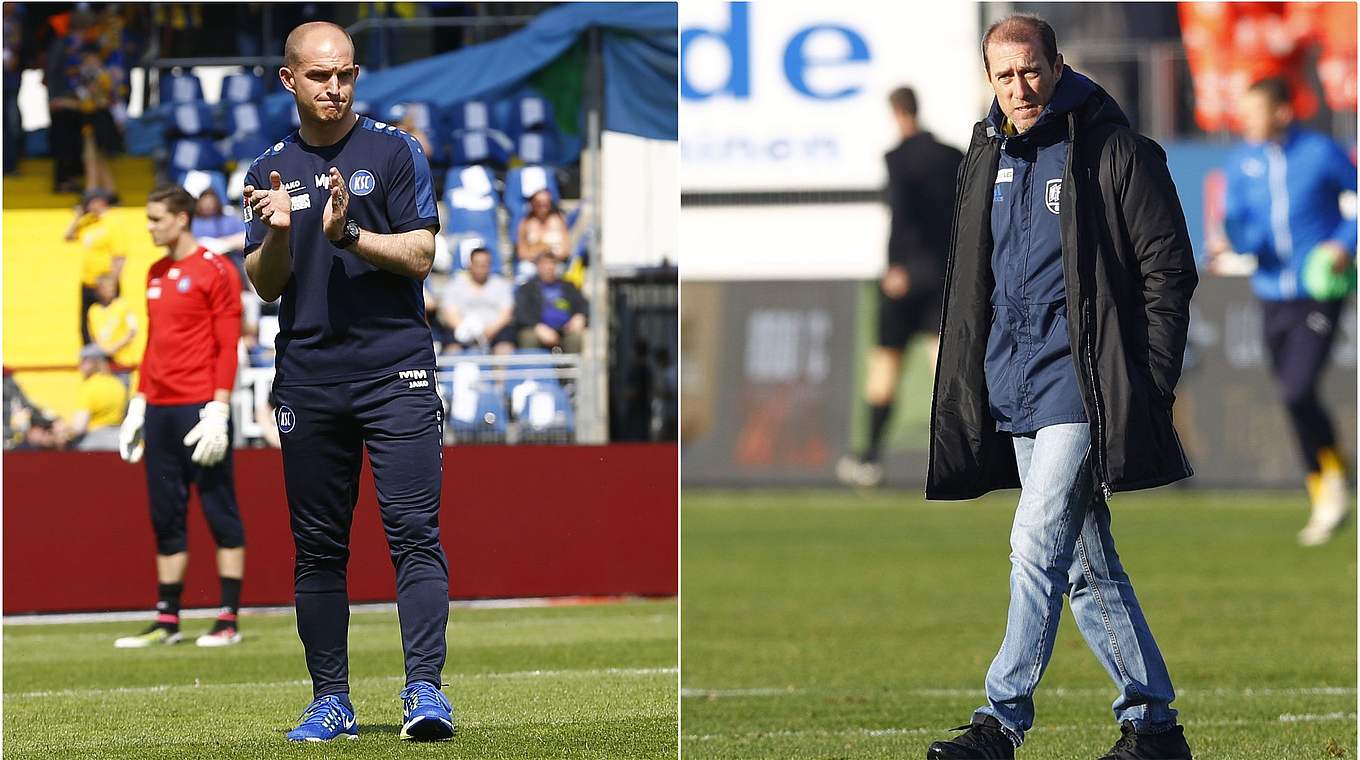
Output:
[115, 185, 246, 649]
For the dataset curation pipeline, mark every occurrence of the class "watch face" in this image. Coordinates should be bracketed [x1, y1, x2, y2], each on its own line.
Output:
[346, 220, 359, 238]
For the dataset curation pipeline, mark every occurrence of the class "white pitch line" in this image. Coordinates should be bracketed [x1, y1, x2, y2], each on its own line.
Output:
[682, 713, 1358, 742]
[3, 596, 670, 626]
[8, 666, 677, 700]
[682, 687, 802, 698]
[682, 685, 1354, 699]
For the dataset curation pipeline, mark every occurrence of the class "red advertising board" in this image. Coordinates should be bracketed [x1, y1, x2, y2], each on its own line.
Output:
[3, 444, 677, 614]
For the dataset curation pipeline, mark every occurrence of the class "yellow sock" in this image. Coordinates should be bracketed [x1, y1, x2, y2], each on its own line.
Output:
[1306, 472, 1323, 506]
[1317, 447, 1348, 479]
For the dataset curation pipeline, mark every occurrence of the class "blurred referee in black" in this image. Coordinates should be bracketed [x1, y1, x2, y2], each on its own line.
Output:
[839, 87, 963, 488]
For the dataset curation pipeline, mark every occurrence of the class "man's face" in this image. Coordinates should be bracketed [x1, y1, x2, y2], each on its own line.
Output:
[536, 255, 559, 282]
[468, 252, 491, 284]
[146, 201, 186, 247]
[282, 32, 358, 126]
[986, 38, 1062, 133]
[1238, 90, 1291, 143]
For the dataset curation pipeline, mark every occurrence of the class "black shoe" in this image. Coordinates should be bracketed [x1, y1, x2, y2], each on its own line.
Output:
[1097, 720, 1193, 759]
[926, 715, 1016, 759]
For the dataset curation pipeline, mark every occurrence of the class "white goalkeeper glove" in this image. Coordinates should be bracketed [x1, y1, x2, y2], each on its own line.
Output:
[118, 395, 146, 463]
[183, 400, 231, 466]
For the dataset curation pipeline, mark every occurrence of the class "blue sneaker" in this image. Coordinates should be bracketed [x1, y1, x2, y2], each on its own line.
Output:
[286, 695, 358, 742]
[399, 681, 455, 741]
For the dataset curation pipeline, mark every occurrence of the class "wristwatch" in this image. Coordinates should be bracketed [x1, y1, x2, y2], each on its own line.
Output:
[331, 218, 360, 249]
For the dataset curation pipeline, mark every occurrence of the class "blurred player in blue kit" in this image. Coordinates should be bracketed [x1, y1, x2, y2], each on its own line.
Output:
[241, 21, 452, 742]
[1208, 77, 1357, 546]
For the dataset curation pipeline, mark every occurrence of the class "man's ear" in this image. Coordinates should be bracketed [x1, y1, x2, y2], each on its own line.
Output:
[279, 66, 295, 95]
[1053, 53, 1064, 82]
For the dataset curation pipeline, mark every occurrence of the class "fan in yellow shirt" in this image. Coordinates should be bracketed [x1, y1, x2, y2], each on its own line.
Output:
[65, 190, 125, 344]
[87, 273, 139, 368]
[64, 344, 129, 451]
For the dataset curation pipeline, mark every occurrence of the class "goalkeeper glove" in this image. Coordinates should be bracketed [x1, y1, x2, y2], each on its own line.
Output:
[119, 395, 146, 463]
[183, 400, 231, 466]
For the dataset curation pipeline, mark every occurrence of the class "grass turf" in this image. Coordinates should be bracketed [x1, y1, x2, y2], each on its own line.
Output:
[4, 599, 677, 759]
[681, 489, 1356, 759]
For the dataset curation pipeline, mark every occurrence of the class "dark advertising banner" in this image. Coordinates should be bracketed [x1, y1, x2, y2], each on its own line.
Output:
[681, 281, 860, 484]
[682, 277, 1356, 489]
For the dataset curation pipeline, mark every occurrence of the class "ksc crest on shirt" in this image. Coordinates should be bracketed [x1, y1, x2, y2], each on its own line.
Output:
[1045, 179, 1062, 214]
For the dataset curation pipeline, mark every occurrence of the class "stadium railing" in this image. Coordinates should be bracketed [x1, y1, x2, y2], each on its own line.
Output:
[233, 351, 582, 448]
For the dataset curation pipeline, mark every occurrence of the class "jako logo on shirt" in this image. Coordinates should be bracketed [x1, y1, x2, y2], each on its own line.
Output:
[177, 277, 192, 293]
[350, 170, 375, 196]
[1045, 178, 1062, 214]
[277, 405, 297, 434]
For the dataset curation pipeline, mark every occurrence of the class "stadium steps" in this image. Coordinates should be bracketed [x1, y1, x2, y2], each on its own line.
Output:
[3, 157, 159, 209]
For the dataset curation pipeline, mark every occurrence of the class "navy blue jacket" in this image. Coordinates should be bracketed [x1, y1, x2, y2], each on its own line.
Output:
[983, 72, 1099, 433]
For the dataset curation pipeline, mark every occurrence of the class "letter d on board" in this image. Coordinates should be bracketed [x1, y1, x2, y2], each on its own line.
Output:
[681, 2, 750, 100]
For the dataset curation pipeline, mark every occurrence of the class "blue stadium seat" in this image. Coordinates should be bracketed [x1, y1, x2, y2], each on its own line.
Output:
[503, 348, 554, 404]
[514, 129, 558, 166]
[446, 386, 507, 442]
[510, 378, 573, 438]
[224, 101, 264, 137]
[160, 71, 204, 104]
[166, 102, 217, 137]
[447, 129, 512, 167]
[220, 71, 266, 103]
[499, 93, 554, 135]
[442, 165, 502, 270]
[446, 100, 494, 133]
[169, 138, 227, 172]
[177, 169, 230, 202]
[229, 131, 274, 162]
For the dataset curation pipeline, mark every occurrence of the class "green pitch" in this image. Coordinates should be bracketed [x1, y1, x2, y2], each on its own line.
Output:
[682, 489, 1356, 760]
[4, 599, 677, 759]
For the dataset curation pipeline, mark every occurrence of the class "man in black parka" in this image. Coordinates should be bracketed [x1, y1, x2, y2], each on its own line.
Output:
[924, 15, 1196, 760]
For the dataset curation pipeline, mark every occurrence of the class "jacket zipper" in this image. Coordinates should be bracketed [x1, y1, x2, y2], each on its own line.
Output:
[1069, 116, 1112, 500]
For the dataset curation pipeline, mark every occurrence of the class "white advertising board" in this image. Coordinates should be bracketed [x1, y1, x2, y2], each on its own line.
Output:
[680, 1, 984, 193]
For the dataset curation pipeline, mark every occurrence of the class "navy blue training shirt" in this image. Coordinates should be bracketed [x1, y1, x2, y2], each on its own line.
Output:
[243, 116, 440, 386]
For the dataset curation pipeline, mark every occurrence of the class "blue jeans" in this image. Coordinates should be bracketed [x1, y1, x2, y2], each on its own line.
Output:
[975, 423, 1178, 745]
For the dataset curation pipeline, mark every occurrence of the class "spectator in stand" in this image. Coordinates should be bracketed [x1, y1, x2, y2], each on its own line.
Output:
[66, 188, 124, 344]
[3, 375, 67, 450]
[514, 251, 588, 353]
[438, 247, 516, 354]
[192, 188, 248, 268]
[45, 11, 88, 193]
[516, 189, 571, 267]
[87, 271, 139, 373]
[75, 45, 121, 198]
[4, 4, 25, 175]
[63, 344, 128, 451]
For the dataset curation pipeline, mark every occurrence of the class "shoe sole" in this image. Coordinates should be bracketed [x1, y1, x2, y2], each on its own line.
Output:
[399, 716, 456, 741]
[195, 632, 243, 647]
[114, 632, 182, 649]
[289, 733, 358, 743]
